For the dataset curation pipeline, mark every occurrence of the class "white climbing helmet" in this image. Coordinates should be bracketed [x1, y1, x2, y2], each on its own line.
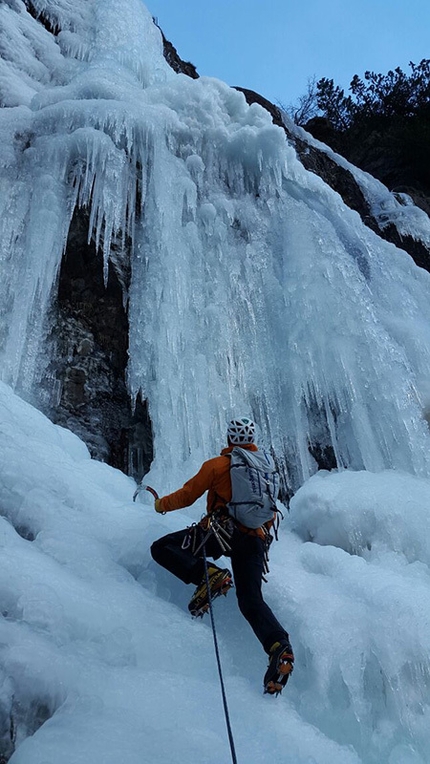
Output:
[227, 417, 256, 444]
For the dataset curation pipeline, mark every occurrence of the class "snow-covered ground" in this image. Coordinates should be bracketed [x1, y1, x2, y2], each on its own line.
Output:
[1, 382, 430, 764]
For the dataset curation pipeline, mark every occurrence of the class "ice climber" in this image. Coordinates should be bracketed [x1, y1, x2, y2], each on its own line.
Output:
[150, 417, 294, 695]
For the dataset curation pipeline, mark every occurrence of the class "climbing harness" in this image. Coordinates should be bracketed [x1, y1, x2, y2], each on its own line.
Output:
[202, 538, 238, 764]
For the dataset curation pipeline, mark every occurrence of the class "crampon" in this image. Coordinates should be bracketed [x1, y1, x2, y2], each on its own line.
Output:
[188, 567, 233, 618]
[264, 641, 294, 696]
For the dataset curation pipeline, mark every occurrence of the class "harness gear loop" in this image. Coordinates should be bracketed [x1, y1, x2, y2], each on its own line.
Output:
[192, 512, 233, 557]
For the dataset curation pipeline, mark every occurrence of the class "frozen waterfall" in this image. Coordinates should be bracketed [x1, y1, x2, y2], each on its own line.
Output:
[2, 0, 430, 490]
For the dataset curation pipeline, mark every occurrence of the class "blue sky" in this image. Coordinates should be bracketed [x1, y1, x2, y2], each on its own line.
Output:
[146, 0, 429, 108]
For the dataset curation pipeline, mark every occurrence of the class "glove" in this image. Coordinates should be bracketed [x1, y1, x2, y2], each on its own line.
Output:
[154, 498, 164, 514]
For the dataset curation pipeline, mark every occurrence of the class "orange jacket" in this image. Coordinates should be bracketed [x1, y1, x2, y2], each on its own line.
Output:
[159, 443, 259, 515]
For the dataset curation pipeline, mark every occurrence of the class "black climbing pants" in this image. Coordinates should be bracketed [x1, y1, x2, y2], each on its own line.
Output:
[150, 525, 289, 653]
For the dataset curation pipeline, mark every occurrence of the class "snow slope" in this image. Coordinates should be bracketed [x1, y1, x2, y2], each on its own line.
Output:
[2, 380, 430, 763]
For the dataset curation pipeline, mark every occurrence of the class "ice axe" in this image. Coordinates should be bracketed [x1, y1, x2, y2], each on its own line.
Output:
[133, 483, 165, 512]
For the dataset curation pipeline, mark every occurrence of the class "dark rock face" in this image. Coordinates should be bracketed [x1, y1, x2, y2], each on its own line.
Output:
[154, 20, 199, 79]
[24, 0, 60, 35]
[0, 695, 53, 764]
[233, 87, 284, 129]
[46, 209, 153, 481]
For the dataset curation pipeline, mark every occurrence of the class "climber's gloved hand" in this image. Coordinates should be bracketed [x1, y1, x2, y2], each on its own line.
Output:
[154, 498, 164, 514]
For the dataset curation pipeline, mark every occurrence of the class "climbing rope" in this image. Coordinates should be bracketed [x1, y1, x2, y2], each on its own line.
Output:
[202, 542, 238, 764]
[134, 483, 238, 761]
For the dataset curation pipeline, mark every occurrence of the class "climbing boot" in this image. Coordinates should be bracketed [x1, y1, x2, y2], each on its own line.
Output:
[188, 566, 233, 617]
[264, 640, 294, 695]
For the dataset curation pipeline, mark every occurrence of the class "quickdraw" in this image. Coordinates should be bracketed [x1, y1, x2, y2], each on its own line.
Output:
[192, 512, 234, 557]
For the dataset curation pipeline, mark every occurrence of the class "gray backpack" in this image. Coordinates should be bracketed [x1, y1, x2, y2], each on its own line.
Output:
[227, 447, 280, 529]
